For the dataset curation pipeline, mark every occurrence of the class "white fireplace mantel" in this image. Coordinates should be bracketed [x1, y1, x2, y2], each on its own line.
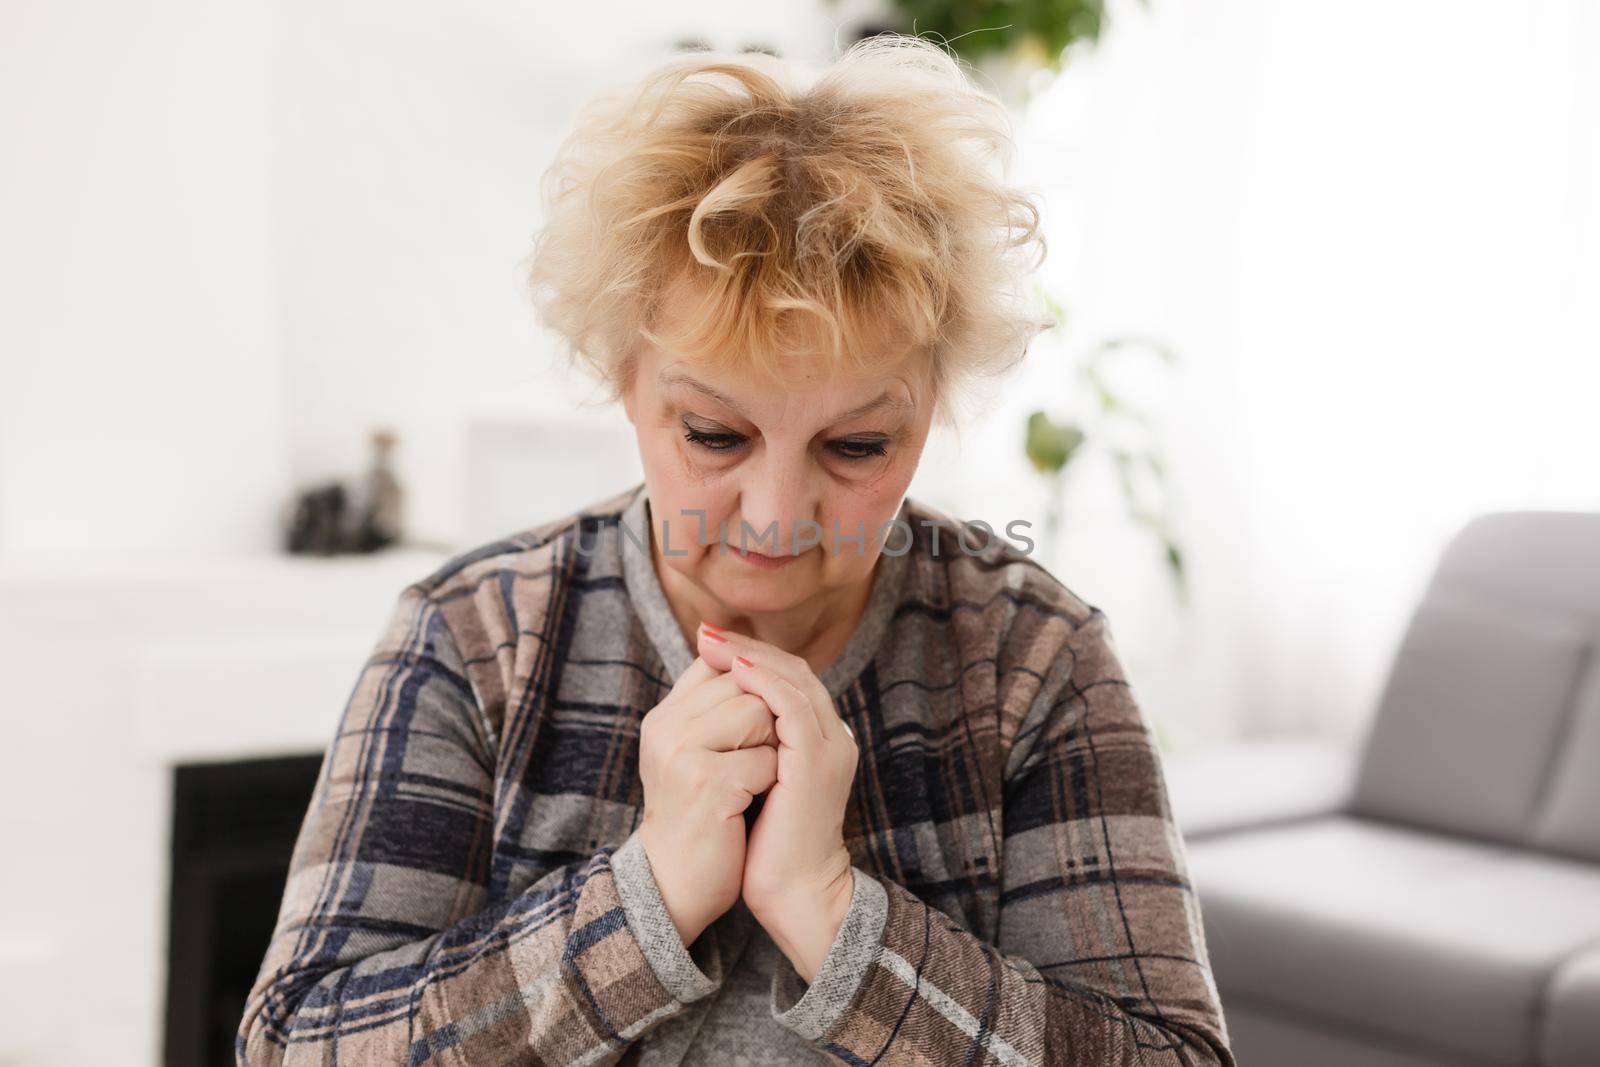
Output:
[0, 545, 449, 1066]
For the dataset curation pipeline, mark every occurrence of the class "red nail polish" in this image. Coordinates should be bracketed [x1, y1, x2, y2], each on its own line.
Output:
[700, 620, 725, 632]
[700, 626, 727, 643]
[734, 655, 753, 668]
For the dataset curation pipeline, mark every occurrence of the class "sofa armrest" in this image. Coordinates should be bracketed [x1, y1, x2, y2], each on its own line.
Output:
[1163, 735, 1359, 841]
[1544, 942, 1600, 1067]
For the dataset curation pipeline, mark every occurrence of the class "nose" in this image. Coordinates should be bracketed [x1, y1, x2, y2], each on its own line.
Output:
[732, 461, 820, 555]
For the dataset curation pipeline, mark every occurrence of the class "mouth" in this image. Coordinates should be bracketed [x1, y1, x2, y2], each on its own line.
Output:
[726, 544, 807, 569]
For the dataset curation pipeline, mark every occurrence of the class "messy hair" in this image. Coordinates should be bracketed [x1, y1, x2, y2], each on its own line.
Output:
[523, 34, 1049, 427]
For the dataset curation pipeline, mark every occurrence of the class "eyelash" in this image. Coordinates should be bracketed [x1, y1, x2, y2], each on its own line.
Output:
[682, 429, 888, 462]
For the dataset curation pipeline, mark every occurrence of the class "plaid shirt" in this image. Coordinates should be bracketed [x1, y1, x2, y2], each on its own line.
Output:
[238, 480, 1233, 1065]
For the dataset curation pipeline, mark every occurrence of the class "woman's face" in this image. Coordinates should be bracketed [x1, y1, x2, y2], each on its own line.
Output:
[621, 302, 936, 617]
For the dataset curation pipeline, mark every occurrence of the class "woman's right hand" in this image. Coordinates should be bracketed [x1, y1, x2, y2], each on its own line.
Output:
[637, 654, 778, 946]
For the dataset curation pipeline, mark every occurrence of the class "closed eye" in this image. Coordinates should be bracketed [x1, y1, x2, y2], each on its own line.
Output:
[829, 438, 889, 460]
[682, 428, 744, 452]
[681, 428, 889, 462]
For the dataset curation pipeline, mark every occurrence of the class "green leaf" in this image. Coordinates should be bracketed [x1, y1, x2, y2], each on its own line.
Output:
[1024, 411, 1085, 474]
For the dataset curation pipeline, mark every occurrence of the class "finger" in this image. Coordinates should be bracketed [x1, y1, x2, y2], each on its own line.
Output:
[715, 744, 779, 798]
[723, 636, 846, 743]
[690, 694, 778, 751]
[666, 655, 719, 703]
[730, 656, 823, 749]
[678, 671, 754, 718]
[645, 657, 722, 731]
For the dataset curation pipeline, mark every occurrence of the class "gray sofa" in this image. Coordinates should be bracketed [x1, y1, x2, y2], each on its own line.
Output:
[1178, 511, 1600, 1066]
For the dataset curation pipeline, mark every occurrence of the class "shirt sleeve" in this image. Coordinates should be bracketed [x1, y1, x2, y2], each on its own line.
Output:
[767, 607, 1235, 1066]
[236, 584, 722, 1066]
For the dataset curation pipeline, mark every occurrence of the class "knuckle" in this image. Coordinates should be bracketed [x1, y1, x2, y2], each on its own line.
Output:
[640, 708, 668, 741]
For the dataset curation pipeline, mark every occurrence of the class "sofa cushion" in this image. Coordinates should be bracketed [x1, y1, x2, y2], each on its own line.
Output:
[1187, 815, 1600, 1066]
[1349, 590, 1592, 846]
[1223, 1002, 1490, 1067]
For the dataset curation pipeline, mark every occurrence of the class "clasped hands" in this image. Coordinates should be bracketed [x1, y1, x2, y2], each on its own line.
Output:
[636, 620, 858, 984]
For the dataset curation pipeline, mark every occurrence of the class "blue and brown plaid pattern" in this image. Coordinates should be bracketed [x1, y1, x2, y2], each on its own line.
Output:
[237, 480, 1232, 1065]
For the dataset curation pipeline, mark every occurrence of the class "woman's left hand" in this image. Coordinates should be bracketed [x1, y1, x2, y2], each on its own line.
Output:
[694, 621, 859, 982]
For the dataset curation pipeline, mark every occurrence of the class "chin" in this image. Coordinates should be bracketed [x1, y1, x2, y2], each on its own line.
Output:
[701, 556, 818, 608]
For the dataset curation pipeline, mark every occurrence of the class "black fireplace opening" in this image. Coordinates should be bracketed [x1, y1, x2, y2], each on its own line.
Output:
[163, 753, 323, 1067]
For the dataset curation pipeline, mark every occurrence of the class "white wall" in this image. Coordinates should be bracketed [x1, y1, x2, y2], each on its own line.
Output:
[0, 0, 893, 557]
[0, 0, 287, 555]
[996, 0, 1600, 745]
[269, 0, 895, 546]
[5, 0, 1596, 743]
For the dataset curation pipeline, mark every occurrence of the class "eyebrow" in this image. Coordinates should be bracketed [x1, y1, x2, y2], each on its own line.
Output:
[658, 368, 915, 425]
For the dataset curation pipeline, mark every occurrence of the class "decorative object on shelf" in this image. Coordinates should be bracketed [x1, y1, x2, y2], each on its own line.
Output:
[1024, 284, 1187, 603]
[350, 428, 404, 552]
[282, 428, 406, 556]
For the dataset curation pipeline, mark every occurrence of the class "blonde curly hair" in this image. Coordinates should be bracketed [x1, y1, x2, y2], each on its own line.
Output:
[523, 34, 1049, 427]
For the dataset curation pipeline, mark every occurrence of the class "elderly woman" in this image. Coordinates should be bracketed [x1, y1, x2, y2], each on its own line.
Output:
[238, 36, 1233, 1067]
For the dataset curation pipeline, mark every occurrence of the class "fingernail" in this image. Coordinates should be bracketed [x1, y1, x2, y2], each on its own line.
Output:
[734, 655, 753, 668]
[699, 625, 727, 644]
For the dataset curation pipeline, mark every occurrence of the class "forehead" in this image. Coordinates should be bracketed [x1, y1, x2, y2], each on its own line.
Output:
[655, 360, 919, 426]
[643, 275, 932, 404]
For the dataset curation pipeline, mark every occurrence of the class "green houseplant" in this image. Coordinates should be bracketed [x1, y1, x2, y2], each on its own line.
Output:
[858, 0, 1150, 74]
[1024, 285, 1187, 605]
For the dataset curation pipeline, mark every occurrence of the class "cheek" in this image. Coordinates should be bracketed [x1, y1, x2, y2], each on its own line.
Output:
[824, 484, 911, 567]
[644, 476, 735, 562]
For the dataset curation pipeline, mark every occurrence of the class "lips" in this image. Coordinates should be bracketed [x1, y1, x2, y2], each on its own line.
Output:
[727, 544, 806, 568]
